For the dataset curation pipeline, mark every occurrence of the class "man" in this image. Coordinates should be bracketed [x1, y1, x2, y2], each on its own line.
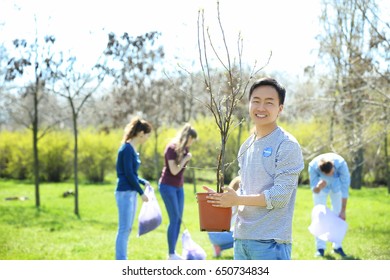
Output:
[205, 77, 304, 260]
[308, 153, 350, 258]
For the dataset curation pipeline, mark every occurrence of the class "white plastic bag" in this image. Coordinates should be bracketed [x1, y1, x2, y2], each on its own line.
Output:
[137, 184, 162, 237]
[308, 204, 348, 243]
[181, 229, 207, 260]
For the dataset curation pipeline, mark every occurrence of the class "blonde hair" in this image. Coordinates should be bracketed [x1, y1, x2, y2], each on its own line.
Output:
[121, 117, 152, 144]
[174, 123, 197, 164]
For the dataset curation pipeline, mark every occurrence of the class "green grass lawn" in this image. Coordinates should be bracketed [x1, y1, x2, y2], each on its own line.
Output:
[0, 179, 389, 260]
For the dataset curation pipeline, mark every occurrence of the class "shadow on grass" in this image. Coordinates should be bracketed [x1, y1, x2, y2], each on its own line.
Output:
[211, 255, 234, 260]
[322, 253, 361, 260]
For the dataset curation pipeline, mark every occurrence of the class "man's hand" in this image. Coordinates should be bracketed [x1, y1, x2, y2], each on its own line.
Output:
[202, 186, 216, 193]
[313, 180, 327, 193]
[339, 210, 346, 221]
[206, 186, 238, 208]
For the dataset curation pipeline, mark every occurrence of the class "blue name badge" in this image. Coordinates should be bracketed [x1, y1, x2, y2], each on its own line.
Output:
[263, 147, 272, 157]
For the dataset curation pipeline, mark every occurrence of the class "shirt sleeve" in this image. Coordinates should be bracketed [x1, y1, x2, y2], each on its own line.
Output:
[308, 161, 321, 190]
[264, 140, 304, 209]
[165, 146, 177, 161]
[122, 146, 144, 195]
[336, 160, 350, 198]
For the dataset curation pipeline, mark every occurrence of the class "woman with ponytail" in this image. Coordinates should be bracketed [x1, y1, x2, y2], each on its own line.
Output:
[159, 123, 197, 260]
[115, 117, 152, 260]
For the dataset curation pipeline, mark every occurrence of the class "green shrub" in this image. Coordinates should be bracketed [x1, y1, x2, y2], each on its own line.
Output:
[0, 131, 33, 179]
[39, 131, 72, 182]
[0, 131, 13, 178]
[79, 130, 117, 183]
[0, 115, 388, 187]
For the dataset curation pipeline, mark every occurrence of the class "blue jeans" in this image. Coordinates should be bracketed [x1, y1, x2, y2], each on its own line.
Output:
[115, 190, 138, 260]
[208, 232, 234, 250]
[234, 239, 292, 260]
[159, 183, 184, 254]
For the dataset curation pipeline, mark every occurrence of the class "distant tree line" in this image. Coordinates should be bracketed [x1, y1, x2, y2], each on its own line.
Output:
[0, 0, 388, 216]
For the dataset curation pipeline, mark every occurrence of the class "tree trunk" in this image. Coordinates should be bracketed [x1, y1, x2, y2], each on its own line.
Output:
[33, 88, 40, 208]
[351, 147, 364, 189]
[192, 168, 197, 194]
[233, 121, 243, 177]
[217, 133, 227, 193]
[385, 134, 389, 193]
[73, 119, 79, 216]
[385, 110, 390, 194]
[70, 99, 80, 217]
[154, 130, 160, 182]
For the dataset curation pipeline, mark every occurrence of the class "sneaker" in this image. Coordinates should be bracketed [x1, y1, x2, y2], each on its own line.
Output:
[315, 249, 325, 257]
[168, 253, 183, 260]
[213, 245, 222, 257]
[333, 247, 347, 258]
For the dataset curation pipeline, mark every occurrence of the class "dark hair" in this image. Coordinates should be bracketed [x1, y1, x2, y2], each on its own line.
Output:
[319, 159, 334, 174]
[248, 77, 286, 105]
[121, 117, 153, 144]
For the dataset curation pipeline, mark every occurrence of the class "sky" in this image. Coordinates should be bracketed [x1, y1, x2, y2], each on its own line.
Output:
[0, 0, 322, 78]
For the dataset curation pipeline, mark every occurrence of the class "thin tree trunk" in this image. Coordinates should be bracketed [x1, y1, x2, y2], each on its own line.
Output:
[217, 133, 227, 193]
[154, 130, 160, 181]
[192, 168, 197, 194]
[33, 89, 40, 208]
[69, 99, 80, 217]
[351, 147, 364, 189]
[385, 110, 390, 194]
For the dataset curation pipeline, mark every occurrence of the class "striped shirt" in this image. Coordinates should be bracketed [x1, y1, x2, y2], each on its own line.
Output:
[235, 126, 304, 243]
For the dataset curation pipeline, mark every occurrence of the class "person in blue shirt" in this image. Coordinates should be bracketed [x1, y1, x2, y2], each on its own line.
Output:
[115, 117, 152, 260]
[308, 152, 350, 258]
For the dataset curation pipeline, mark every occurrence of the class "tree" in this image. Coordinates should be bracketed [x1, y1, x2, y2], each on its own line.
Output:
[103, 31, 166, 183]
[355, 0, 390, 193]
[4, 31, 61, 207]
[53, 54, 106, 216]
[196, 1, 270, 192]
[0, 44, 10, 130]
[103, 31, 165, 126]
[317, 0, 389, 189]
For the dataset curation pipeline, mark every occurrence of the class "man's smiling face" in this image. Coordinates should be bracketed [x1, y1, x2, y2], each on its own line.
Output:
[249, 85, 283, 130]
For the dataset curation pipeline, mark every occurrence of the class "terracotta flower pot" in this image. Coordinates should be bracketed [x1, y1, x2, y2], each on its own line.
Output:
[196, 191, 232, 232]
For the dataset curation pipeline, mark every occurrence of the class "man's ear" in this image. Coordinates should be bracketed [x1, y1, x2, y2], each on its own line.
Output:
[278, 104, 284, 114]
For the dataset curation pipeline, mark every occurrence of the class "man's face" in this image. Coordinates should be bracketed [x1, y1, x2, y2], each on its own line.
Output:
[249, 85, 283, 127]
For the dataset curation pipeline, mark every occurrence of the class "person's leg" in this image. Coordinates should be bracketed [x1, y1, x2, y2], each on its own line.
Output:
[115, 191, 137, 260]
[175, 186, 184, 249]
[208, 232, 234, 250]
[159, 184, 183, 255]
[208, 231, 234, 257]
[237, 239, 291, 260]
[234, 239, 248, 260]
[313, 191, 328, 252]
[329, 191, 343, 249]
